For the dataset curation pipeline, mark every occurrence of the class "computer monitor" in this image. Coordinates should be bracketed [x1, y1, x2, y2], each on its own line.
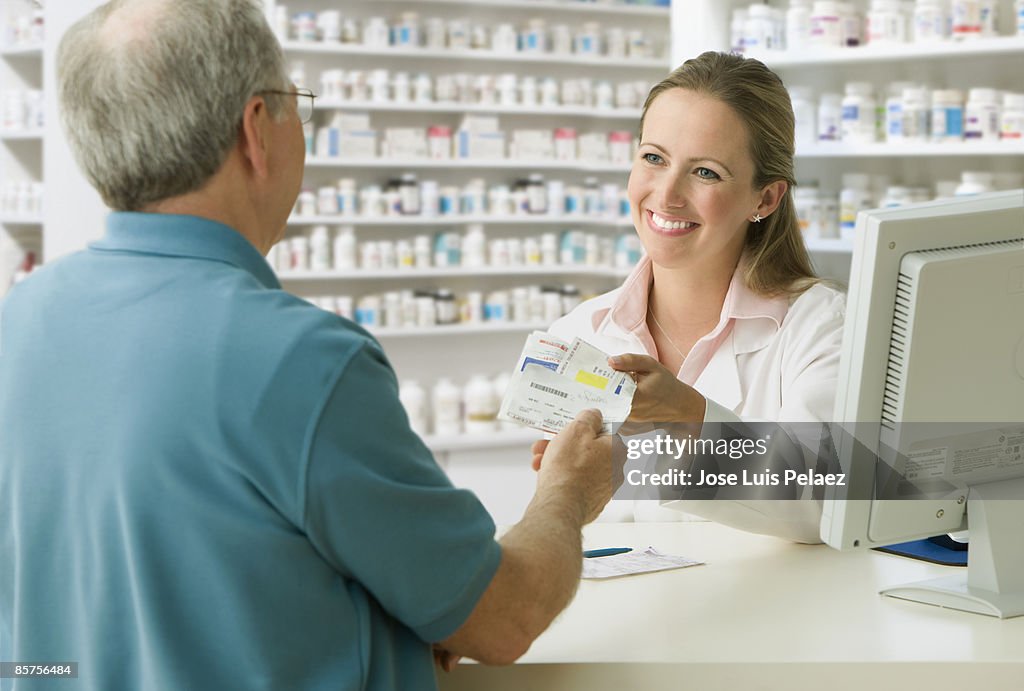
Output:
[820, 189, 1024, 618]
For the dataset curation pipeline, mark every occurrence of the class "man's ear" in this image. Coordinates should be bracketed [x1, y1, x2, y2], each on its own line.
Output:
[756, 180, 788, 219]
[238, 95, 271, 179]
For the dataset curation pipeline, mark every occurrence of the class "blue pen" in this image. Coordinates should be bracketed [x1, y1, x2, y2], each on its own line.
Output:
[583, 547, 632, 559]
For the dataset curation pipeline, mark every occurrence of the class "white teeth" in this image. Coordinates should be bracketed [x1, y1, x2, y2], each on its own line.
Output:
[651, 212, 696, 231]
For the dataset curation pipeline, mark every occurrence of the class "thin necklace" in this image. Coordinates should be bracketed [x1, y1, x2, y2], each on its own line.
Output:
[648, 305, 687, 362]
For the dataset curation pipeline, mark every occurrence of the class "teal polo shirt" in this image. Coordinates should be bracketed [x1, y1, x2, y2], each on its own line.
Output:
[0, 213, 501, 690]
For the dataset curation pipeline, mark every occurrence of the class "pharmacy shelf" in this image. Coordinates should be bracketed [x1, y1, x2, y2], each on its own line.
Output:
[797, 141, 1024, 158]
[369, 321, 546, 338]
[804, 238, 852, 254]
[306, 157, 630, 173]
[748, 36, 1024, 69]
[287, 214, 633, 227]
[314, 99, 642, 120]
[0, 43, 43, 58]
[0, 130, 44, 141]
[281, 41, 667, 69]
[424, 428, 541, 454]
[369, 0, 670, 18]
[278, 265, 630, 281]
[0, 215, 43, 226]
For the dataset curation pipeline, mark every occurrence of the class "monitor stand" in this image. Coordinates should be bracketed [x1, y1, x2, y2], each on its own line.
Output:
[880, 477, 1024, 618]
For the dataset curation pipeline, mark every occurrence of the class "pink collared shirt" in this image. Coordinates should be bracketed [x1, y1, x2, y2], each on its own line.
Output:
[596, 256, 790, 388]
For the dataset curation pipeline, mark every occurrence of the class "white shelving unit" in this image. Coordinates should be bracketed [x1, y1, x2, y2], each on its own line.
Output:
[678, 0, 1024, 284]
[286, 213, 633, 227]
[0, 2, 45, 296]
[315, 98, 643, 119]
[278, 265, 630, 281]
[270, 0, 670, 523]
[370, 0, 670, 17]
[282, 39, 667, 68]
[304, 156, 632, 172]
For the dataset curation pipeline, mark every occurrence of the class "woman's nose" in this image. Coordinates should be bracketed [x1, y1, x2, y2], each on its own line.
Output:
[655, 171, 688, 209]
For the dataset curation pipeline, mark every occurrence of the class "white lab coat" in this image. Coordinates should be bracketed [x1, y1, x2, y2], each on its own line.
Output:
[549, 268, 846, 543]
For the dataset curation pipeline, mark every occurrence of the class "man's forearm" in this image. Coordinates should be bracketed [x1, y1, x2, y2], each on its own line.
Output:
[499, 482, 587, 629]
[440, 483, 587, 664]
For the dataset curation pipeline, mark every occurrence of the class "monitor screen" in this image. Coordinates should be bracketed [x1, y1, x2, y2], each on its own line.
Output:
[820, 189, 1024, 618]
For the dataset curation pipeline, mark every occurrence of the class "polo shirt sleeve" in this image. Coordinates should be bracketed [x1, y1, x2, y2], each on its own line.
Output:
[301, 340, 501, 643]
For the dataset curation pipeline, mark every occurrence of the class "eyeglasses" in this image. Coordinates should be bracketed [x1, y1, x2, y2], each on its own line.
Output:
[258, 87, 317, 124]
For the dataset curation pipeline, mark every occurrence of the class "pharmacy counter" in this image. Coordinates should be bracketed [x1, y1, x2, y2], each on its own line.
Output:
[439, 521, 1024, 691]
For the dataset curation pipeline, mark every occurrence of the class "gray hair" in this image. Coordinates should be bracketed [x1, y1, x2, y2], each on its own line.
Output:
[57, 0, 289, 211]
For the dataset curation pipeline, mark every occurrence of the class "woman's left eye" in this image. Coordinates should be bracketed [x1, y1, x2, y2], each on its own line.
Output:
[695, 167, 720, 180]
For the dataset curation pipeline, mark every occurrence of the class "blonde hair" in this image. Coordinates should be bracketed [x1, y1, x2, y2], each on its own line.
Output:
[640, 51, 818, 297]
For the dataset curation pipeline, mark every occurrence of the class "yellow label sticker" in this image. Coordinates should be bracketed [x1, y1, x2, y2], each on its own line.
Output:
[575, 371, 609, 389]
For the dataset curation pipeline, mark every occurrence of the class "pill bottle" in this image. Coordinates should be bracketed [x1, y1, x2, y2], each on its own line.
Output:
[900, 86, 930, 142]
[884, 81, 916, 142]
[964, 87, 1000, 140]
[420, 180, 438, 217]
[839, 173, 873, 242]
[880, 185, 914, 207]
[913, 0, 948, 41]
[527, 174, 548, 214]
[332, 226, 356, 271]
[810, 1, 843, 47]
[463, 224, 487, 267]
[744, 4, 777, 52]
[794, 185, 823, 238]
[435, 289, 458, 325]
[317, 185, 339, 215]
[398, 173, 420, 215]
[841, 82, 877, 144]
[786, 0, 813, 52]
[464, 375, 498, 434]
[297, 188, 316, 216]
[290, 236, 310, 271]
[954, 171, 994, 196]
[931, 89, 964, 141]
[951, 0, 982, 39]
[432, 379, 462, 436]
[731, 8, 749, 52]
[1000, 92, 1024, 140]
[839, 1, 862, 46]
[414, 234, 432, 268]
[867, 0, 908, 43]
[790, 86, 817, 145]
[309, 225, 331, 271]
[395, 239, 414, 269]
[817, 92, 843, 141]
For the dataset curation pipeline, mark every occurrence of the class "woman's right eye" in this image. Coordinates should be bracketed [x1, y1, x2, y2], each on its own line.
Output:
[642, 152, 664, 165]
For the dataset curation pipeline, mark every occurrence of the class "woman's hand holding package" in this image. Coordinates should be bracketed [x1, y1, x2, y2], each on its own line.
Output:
[607, 353, 706, 424]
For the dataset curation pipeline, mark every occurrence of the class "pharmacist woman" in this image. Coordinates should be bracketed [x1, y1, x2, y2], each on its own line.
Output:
[547, 52, 846, 543]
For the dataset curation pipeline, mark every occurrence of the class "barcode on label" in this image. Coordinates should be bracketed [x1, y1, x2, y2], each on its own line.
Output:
[529, 382, 568, 399]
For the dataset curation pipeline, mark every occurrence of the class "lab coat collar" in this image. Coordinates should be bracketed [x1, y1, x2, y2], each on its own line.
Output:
[592, 256, 792, 412]
[594, 255, 790, 353]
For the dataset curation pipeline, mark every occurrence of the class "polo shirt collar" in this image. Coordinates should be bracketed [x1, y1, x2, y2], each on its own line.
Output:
[596, 255, 790, 354]
[91, 212, 280, 290]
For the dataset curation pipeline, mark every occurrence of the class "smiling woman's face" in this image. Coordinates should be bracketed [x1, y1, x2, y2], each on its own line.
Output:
[628, 88, 763, 273]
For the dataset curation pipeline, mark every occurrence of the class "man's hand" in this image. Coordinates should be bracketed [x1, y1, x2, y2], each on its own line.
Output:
[534, 409, 616, 524]
[607, 353, 706, 424]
